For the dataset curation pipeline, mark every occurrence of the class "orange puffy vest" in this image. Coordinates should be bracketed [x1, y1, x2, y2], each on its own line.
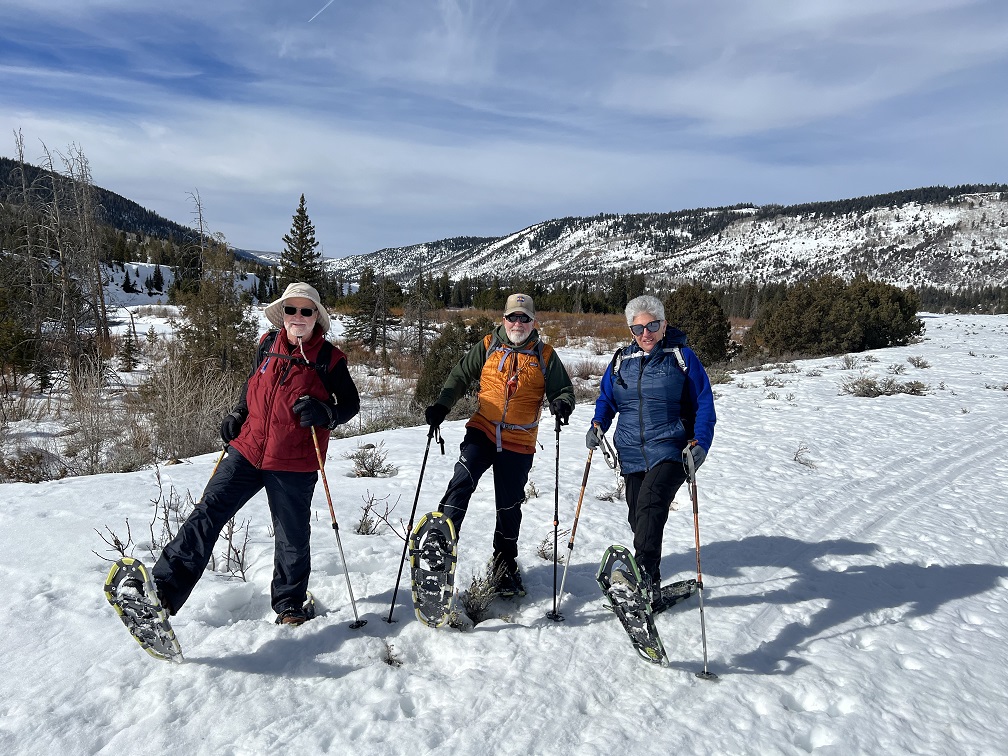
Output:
[467, 334, 553, 454]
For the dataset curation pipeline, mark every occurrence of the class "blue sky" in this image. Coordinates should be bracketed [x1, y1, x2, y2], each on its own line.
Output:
[3, 1, 1006, 257]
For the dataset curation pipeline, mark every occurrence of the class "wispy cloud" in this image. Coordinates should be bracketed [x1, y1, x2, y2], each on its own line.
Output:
[3, 0, 1006, 255]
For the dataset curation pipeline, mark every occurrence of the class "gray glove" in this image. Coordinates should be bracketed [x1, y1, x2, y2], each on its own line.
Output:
[586, 425, 603, 450]
[683, 441, 707, 470]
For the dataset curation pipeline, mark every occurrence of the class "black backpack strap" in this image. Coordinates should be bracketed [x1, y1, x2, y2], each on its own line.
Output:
[255, 331, 277, 371]
[314, 340, 336, 393]
[256, 332, 337, 394]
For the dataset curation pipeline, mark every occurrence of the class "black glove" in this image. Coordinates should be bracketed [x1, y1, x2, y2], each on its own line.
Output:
[425, 403, 450, 429]
[586, 425, 603, 450]
[220, 410, 246, 444]
[293, 395, 335, 429]
[549, 398, 571, 424]
[683, 441, 707, 470]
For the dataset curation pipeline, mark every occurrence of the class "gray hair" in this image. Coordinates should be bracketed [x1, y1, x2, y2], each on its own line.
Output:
[624, 294, 665, 325]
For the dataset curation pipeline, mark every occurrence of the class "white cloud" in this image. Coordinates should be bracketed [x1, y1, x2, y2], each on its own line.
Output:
[3, 0, 1006, 254]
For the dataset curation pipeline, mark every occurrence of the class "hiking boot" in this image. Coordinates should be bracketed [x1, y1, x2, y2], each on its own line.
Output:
[610, 569, 658, 610]
[639, 572, 660, 611]
[120, 577, 145, 597]
[652, 577, 697, 614]
[275, 607, 309, 626]
[495, 560, 526, 598]
[154, 582, 175, 616]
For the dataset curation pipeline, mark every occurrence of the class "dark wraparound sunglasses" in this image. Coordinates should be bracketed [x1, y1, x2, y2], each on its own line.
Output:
[629, 319, 662, 336]
[284, 306, 317, 317]
[505, 313, 532, 323]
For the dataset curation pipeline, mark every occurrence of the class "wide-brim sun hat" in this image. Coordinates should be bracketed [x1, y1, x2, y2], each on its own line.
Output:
[265, 282, 331, 333]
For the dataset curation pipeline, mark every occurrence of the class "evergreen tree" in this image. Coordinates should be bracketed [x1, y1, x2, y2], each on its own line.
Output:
[751, 276, 923, 357]
[174, 236, 258, 376]
[663, 284, 730, 365]
[118, 329, 138, 372]
[343, 266, 400, 354]
[414, 315, 495, 407]
[122, 268, 137, 293]
[414, 317, 471, 407]
[151, 263, 164, 292]
[278, 194, 322, 290]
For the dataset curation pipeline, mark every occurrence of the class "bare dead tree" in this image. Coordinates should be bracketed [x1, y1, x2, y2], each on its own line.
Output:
[92, 520, 135, 561]
[61, 144, 110, 358]
[220, 516, 251, 581]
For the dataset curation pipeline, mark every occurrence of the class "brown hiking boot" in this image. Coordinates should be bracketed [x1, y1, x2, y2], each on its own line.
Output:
[275, 607, 308, 626]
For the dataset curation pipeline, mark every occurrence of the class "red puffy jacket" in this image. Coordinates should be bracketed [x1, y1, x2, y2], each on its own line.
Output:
[230, 327, 351, 472]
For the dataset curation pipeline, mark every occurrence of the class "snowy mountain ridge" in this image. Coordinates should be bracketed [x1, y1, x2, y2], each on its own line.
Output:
[327, 187, 1008, 289]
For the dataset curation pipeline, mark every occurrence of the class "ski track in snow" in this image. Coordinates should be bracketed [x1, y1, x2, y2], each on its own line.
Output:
[1, 314, 1007, 755]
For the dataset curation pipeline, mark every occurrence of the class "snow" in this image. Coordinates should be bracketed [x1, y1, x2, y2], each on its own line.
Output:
[2, 314, 1007, 755]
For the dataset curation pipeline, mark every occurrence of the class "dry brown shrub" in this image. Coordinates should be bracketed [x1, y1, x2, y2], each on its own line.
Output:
[537, 311, 628, 343]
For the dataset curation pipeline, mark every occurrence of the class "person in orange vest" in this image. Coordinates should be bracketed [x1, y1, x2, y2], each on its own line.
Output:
[425, 294, 575, 596]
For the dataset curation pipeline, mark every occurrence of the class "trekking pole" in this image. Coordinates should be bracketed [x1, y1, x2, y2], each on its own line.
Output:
[547, 412, 566, 622]
[295, 337, 365, 628]
[549, 441, 595, 619]
[684, 444, 717, 681]
[386, 424, 445, 623]
[210, 445, 227, 478]
[308, 415, 366, 630]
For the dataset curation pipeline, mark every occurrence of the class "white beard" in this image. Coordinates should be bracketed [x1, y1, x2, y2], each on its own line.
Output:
[507, 328, 530, 345]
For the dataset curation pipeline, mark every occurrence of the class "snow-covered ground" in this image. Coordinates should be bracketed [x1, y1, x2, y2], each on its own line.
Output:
[1, 314, 1006, 755]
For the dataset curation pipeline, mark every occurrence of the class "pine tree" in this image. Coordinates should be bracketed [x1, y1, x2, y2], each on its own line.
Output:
[151, 263, 164, 292]
[118, 329, 138, 372]
[174, 237, 258, 376]
[663, 284, 730, 366]
[278, 194, 322, 290]
[123, 268, 139, 294]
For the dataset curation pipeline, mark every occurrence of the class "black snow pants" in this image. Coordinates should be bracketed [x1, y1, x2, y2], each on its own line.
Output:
[623, 459, 689, 583]
[152, 446, 317, 615]
[439, 427, 534, 568]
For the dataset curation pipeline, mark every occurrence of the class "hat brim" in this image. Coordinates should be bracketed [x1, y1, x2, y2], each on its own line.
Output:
[504, 307, 535, 319]
[264, 288, 330, 333]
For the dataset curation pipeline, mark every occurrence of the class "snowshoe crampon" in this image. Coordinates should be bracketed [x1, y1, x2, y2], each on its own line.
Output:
[409, 512, 458, 628]
[653, 578, 697, 614]
[596, 545, 667, 665]
[104, 557, 182, 663]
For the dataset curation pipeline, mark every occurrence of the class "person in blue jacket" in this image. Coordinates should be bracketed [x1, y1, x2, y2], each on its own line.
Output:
[586, 294, 716, 605]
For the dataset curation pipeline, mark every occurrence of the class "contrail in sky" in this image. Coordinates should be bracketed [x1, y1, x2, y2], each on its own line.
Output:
[309, 0, 336, 23]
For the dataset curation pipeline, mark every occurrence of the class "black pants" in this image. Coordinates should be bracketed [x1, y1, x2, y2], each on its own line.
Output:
[152, 447, 317, 615]
[624, 459, 688, 582]
[439, 428, 534, 566]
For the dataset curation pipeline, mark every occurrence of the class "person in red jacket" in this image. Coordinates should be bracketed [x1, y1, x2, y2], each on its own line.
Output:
[152, 282, 359, 626]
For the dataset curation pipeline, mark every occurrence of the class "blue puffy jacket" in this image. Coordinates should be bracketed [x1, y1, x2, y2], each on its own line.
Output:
[591, 329, 716, 475]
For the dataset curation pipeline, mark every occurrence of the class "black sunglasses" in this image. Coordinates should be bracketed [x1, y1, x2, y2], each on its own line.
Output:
[505, 313, 532, 324]
[629, 319, 662, 336]
[284, 306, 316, 317]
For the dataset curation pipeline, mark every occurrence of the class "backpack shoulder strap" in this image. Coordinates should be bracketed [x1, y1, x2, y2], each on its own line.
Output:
[667, 345, 688, 374]
[256, 331, 276, 369]
[608, 344, 632, 386]
[485, 331, 501, 354]
[314, 339, 334, 381]
[535, 340, 550, 378]
[487, 331, 549, 378]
